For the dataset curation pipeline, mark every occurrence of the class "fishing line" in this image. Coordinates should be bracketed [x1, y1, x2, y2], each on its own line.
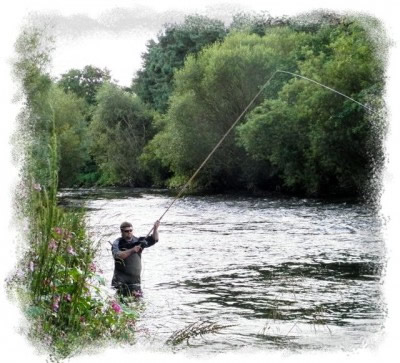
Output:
[276, 70, 375, 113]
[146, 70, 375, 237]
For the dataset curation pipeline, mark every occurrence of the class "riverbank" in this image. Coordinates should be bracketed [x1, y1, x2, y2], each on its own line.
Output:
[57, 187, 366, 214]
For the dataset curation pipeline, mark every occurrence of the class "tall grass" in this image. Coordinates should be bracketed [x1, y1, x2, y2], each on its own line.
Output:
[7, 118, 139, 360]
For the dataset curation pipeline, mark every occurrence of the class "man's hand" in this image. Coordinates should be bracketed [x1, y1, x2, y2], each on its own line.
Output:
[132, 245, 142, 253]
[152, 220, 160, 241]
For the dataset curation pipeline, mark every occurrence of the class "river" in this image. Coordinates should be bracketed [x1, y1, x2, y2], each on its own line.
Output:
[60, 188, 385, 356]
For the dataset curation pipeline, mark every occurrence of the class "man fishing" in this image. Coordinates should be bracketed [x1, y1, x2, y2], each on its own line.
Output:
[111, 220, 160, 297]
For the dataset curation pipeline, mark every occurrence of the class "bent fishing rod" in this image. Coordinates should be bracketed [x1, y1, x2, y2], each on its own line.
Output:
[145, 69, 375, 237]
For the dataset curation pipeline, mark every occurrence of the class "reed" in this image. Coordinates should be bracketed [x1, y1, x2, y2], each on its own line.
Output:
[166, 320, 234, 346]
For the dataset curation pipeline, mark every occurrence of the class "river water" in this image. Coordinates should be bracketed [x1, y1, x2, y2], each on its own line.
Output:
[60, 188, 386, 356]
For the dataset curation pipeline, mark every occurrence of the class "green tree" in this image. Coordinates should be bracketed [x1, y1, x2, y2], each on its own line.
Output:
[57, 65, 112, 185]
[237, 19, 385, 196]
[142, 29, 311, 190]
[58, 65, 111, 106]
[133, 15, 227, 112]
[89, 83, 154, 185]
[48, 86, 90, 186]
[229, 11, 290, 36]
[13, 25, 55, 188]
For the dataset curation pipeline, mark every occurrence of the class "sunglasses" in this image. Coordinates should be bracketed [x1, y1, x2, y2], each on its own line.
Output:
[122, 229, 133, 233]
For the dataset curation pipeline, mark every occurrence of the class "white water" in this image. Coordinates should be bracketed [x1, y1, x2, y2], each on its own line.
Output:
[61, 188, 385, 355]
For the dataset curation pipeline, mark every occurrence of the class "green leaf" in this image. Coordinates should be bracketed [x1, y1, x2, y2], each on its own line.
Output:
[25, 305, 45, 318]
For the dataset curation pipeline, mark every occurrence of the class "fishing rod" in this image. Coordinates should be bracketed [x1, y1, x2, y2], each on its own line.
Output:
[145, 69, 375, 237]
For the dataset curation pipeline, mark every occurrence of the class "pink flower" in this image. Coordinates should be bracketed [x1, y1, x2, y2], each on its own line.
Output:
[48, 239, 57, 251]
[64, 294, 72, 302]
[33, 183, 41, 191]
[111, 301, 122, 314]
[52, 296, 60, 312]
[89, 263, 96, 273]
[54, 227, 63, 235]
[66, 246, 77, 256]
[29, 261, 35, 272]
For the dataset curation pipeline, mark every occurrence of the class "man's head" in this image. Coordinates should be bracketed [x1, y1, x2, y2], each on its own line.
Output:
[120, 221, 133, 240]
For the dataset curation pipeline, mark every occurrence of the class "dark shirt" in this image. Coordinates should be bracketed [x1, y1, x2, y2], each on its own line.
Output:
[111, 235, 157, 288]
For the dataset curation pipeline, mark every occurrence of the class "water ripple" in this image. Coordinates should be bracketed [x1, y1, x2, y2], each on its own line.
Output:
[61, 188, 385, 353]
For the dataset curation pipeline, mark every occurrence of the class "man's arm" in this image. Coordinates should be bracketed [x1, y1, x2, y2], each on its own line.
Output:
[143, 220, 160, 247]
[112, 239, 141, 260]
[116, 246, 142, 259]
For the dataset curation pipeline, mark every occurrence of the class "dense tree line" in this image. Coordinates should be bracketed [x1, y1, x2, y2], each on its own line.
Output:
[18, 12, 387, 197]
